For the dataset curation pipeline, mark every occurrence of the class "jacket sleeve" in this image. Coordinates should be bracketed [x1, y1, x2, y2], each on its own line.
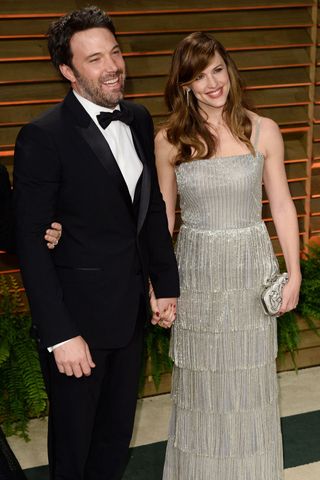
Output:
[141, 109, 180, 299]
[13, 123, 80, 348]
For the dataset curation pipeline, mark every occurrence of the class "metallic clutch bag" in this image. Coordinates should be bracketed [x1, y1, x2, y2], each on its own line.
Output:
[261, 272, 289, 316]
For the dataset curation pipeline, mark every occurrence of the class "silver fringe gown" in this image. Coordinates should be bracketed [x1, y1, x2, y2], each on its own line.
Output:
[163, 127, 284, 480]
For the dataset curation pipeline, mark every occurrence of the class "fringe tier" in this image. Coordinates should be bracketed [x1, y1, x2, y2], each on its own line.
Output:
[167, 401, 281, 457]
[175, 222, 279, 293]
[171, 362, 279, 413]
[163, 436, 283, 480]
[171, 322, 278, 371]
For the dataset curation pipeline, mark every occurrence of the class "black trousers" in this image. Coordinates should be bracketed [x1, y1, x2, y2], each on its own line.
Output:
[39, 300, 146, 480]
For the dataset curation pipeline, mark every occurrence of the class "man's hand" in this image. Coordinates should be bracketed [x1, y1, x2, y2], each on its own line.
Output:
[45, 222, 62, 249]
[150, 288, 161, 325]
[53, 335, 96, 378]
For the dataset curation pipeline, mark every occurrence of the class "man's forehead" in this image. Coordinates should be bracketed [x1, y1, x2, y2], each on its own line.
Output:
[70, 28, 117, 50]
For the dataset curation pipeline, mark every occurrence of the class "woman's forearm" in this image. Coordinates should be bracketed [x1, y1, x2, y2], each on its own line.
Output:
[271, 201, 301, 279]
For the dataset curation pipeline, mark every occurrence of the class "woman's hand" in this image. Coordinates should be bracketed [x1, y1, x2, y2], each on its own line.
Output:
[149, 282, 176, 328]
[44, 222, 62, 249]
[278, 274, 301, 315]
[158, 303, 176, 329]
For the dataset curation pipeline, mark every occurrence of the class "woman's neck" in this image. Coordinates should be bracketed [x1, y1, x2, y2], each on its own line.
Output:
[199, 104, 225, 128]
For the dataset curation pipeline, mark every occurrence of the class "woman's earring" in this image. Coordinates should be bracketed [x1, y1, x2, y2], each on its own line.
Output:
[185, 88, 191, 106]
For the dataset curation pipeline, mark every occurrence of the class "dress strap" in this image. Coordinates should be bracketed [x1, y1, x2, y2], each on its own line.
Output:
[252, 117, 261, 150]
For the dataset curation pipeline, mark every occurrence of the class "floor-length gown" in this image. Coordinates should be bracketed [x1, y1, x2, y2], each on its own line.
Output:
[163, 121, 284, 479]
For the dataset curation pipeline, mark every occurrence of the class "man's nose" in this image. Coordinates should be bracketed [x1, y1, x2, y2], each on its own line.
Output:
[104, 56, 118, 72]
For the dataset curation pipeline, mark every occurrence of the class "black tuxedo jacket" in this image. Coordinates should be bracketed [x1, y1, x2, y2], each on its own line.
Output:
[14, 91, 179, 349]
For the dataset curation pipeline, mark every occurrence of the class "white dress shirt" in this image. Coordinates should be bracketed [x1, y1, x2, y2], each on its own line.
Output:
[74, 90, 143, 200]
[48, 90, 143, 352]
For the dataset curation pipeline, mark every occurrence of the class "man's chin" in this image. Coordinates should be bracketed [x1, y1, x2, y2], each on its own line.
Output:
[97, 91, 124, 109]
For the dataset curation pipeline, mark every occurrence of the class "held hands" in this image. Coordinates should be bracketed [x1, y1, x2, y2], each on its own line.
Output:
[53, 335, 96, 378]
[150, 284, 177, 328]
[278, 274, 301, 316]
[45, 222, 62, 249]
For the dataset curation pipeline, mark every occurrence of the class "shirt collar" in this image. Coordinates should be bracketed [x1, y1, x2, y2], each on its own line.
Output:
[72, 90, 120, 123]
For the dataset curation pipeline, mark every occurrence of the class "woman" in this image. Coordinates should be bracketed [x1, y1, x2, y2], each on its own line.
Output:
[155, 32, 301, 479]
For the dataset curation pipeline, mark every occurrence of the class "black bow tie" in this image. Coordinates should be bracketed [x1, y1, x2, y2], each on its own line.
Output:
[96, 108, 133, 129]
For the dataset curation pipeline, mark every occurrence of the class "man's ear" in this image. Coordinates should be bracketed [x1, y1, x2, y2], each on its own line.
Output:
[59, 64, 76, 83]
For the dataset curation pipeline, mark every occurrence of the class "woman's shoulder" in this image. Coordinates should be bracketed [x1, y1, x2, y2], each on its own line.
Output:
[247, 112, 283, 158]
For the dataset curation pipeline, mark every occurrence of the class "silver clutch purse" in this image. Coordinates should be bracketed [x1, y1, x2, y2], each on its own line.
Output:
[261, 272, 289, 316]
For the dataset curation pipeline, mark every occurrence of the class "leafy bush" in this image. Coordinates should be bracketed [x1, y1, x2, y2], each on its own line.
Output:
[296, 244, 320, 327]
[0, 275, 47, 440]
[277, 311, 300, 368]
[277, 245, 320, 368]
[139, 322, 172, 395]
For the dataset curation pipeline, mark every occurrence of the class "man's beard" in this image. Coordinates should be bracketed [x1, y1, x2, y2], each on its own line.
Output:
[73, 69, 125, 108]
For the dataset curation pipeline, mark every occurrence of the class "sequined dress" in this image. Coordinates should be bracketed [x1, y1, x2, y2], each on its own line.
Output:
[163, 126, 284, 479]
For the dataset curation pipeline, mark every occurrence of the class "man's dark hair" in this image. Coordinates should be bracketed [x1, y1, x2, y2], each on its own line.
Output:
[47, 5, 116, 69]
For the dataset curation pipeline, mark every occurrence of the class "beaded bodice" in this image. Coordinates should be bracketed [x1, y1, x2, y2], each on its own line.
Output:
[176, 152, 264, 231]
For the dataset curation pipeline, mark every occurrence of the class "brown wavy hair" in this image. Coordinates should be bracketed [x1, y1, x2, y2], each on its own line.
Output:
[163, 32, 254, 164]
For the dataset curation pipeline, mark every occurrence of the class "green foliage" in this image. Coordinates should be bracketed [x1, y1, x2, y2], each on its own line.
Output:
[0, 275, 47, 440]
[139, 322, 172, 395]
[296, 244, 320, 329]
[277, 245, 320, 368]
[277, 311, 300, 369]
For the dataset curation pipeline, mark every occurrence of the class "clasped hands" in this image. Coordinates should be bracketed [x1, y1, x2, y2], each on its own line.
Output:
[149, 285, 176, 329]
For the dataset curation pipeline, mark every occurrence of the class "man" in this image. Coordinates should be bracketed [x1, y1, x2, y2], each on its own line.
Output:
[13, 6, 179, 480]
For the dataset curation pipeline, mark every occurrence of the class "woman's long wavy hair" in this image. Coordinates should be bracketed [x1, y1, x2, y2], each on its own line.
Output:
[163, 32, 254, 164]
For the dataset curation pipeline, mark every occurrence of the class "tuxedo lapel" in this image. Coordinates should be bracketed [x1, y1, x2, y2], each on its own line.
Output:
[76, 121, 133, 211]
[64, 91, 133, 212]
[129, 122, 151, 234]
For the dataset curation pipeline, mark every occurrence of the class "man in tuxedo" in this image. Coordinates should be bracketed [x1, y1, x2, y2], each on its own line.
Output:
[13, 6, 179, 480]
